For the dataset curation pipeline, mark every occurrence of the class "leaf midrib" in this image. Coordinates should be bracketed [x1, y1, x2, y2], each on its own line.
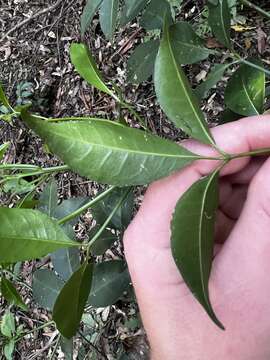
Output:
[241, 76, 259, 114]
[46, 124, 199, 160]
[0, 234, 75, 246]
[198, 172, 216, 309]
[220, 0, 230, 47]
[166, 25, 213, 144]
[173, 39, 208, 52]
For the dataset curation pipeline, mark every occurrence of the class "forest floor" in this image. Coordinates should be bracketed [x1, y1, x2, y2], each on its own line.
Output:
[0, 0, 269, 359]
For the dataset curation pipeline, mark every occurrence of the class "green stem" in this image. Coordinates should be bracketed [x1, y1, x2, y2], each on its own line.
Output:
[78, 330, 106, 357]
[3, 165, 69, 180]
[57, 186, 117, 225]
[240, 0, 270, 20]
[120, 101, 148, 130]
[232, 52, 270, 78]
[0, 164, 69, 174]
[0, 164, 41, 171]
[230, 147, 270, 160]
[17, 174, 49, 208]
[87, 188, 131, 254]
[15, 321, 55, 342]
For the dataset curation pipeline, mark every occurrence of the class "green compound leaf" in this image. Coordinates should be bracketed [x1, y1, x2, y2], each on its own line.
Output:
[100, 0, 119, 41]
[1, 277, 28, 311]
[169, 21, 215, 65]
[88, 260, 130, 307]
[32, 269, 64, 311]
[207, 0, 231, 49]
[21, 111, 200, 186]
[154, 20, 214, 145]
[81, 0, 103, 36]
[140, 0, 171, 30]
[195, 63, 231, 99]
[171, 171, 224, 329]
[53, 261, 93, 339]
[224, 59, 265, 116]
[120, 0, 147, 26]
[70, 43, 118, 100]
[0, 142, 10, 161]
[127, 40, 159, 84]
[0, 208, 78, 263]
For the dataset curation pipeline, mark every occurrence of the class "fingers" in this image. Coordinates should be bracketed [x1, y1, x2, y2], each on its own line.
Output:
[215, 156, 270, 285]
[227, 157, 266, 184]
[125, 116, 270, 253]
[215, 210, 235, 244]
[220, 184, 247, 220]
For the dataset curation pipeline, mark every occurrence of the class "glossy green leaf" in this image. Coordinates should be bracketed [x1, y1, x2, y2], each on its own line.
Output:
[0, 208, 78, 263]
[120, 0, 147, 26]
[100, 0, 119, 40]
[32, 269, 64, 311]
[0, 142, 10, 161]
[220, 109, 241, 124]
[38, 179, 58, 217]
[224, 59, 265, 116]
[90, 228, 118, 255]
[3, 178, 35, 195]
[169, 21, 215, 65]
[70, 43, 118, 100]
[81, 0, 103, 35]
[92, 187, 134, 230]
[0, 83, 10, 109]
[4, 340, 15, 360]
[195, 63, 230, 99]
[88, 260, 130, 307]
[53, 261, 93, 339]
[1, 277, 28, 311]
[21, 111, 200, 186]
[207, 0, 231, 48]
[1, 311, 15, 338]
[140, 0, 171, 30]
[154, 21, 214, 145]
[60, 337, 73, 360]
[171, 171, 224, 329]
[54, 197, 88, 226]
[51, 248, 81, 281]
[127, 40, 159, 84]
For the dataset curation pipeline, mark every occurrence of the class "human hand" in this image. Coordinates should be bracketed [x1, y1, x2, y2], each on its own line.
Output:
[124, 115, 270, 360]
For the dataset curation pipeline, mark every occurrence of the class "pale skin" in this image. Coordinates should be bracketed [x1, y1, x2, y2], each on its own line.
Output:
[124, 115, 270, 360]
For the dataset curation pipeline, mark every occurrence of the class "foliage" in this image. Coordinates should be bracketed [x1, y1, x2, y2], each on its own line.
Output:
[0, 0, 270, 357]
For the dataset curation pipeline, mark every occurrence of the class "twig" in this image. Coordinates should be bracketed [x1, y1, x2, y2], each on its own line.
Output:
[240, 0, 270, 20]
[78, 330, 107, 358]
[0, 0, 62, 44]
